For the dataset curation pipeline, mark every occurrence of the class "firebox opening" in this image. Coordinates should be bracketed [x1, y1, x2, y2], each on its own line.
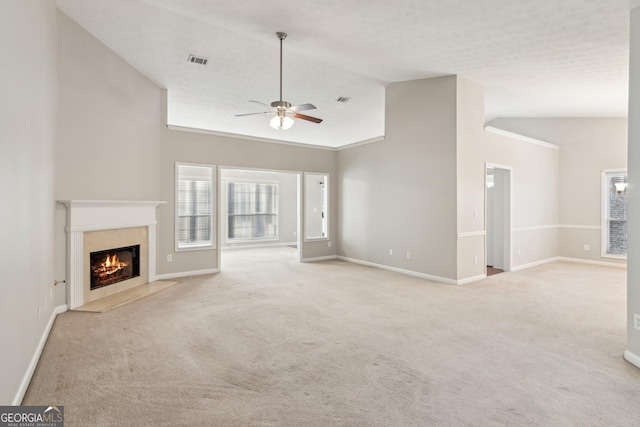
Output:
[90, 245, 140, 290]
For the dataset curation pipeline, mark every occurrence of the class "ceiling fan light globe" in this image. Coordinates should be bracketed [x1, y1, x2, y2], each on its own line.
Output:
[282, 116, 294, 130]
[269, 115, 281, 129]
[269, 115, 294, 130]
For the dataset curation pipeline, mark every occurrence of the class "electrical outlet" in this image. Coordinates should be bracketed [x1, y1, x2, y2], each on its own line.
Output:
[38, 307, 41, 321]
[473, 210, 478, 219]
[517, 249, 522, 256]
[167, 254, 173, 262]
[389, 249, 393, 256]
[328, 241, 332, 248]
[634, 314, 640, 331]
[406, 252, 411, 260]
[293, 231, 297, 237]
[474, 256, 478, 264]
[583, 244, 590, 251]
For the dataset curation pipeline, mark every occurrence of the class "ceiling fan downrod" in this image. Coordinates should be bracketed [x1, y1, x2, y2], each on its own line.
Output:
[277, 32, 286, 104]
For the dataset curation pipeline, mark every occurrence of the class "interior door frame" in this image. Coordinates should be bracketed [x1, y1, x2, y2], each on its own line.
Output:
[485, 163, 513, 273]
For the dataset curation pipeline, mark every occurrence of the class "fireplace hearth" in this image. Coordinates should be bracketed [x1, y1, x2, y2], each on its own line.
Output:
[90, 245, 140, 290]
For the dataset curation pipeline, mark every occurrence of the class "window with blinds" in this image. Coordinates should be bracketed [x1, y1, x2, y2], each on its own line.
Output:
[602, 170, 627, 257]
[227, 181, 278, 241]
[176, 163, 215, 250]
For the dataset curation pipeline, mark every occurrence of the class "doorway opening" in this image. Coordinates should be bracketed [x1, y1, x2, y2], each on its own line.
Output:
[218, 167, 301, 271]
[485, 164, 512, 275]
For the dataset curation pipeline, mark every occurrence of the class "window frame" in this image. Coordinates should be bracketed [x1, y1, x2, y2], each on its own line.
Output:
[175, 162, 216, 252]
[601, 169, 627, 259]
[224, 178, 280, 244]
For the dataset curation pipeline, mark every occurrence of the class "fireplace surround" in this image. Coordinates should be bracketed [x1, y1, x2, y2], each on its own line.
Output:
[59, 200, 166, 309]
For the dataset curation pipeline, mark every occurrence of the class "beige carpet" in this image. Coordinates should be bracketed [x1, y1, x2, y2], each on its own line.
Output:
[24, 247, 640, 426]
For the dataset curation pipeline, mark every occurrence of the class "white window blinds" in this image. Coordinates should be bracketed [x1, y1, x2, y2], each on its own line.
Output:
[176, 164, 215, 249]
[227, 181, 278, 240]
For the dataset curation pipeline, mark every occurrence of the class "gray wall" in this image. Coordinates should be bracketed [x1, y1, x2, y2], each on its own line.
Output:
[221, 169, 298, 248]
[628, 4, 640, 363]
[0, 1, 58, 404]
[456, 77, 560, 280]
[337, 75, 561, 283]
[55, 11, 337, 284]
[158, 121, 337, 271]
[337, 76, 459, 280]
[488, 117, 627, 265]
[55, 9, 164, 302]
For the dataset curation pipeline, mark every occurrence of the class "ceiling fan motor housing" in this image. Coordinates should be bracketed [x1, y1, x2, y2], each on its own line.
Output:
[271, 101, 291, 108]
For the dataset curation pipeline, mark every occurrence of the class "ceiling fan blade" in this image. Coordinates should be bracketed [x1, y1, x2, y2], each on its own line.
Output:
[294, 113, 323, 124]
[290, 103, 316, 112]
[235, 111, 272, 117]
[249, 100, 271, 107]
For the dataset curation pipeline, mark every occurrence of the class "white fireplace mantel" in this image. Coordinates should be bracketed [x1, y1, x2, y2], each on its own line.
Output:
[58, 200, 166, 309]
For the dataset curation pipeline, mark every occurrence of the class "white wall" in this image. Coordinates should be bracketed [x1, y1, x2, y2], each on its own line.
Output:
[488, 117, 627, 265]
[221, 169, 298, 247]
[0, 1, 58, 404]
[627, 4, 640, 365]
[337, 77, 459, 281]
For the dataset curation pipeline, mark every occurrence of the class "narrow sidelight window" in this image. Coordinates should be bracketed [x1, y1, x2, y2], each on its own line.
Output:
[176, 163, 215, 250]
[602, 170, 627, 258]
[304, 173, 329, 240]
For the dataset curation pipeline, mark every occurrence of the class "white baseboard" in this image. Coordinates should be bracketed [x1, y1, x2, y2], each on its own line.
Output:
[557, 257, 627, 269]
[336, 256, 458, 285]
[13, 304, 68, 405]
[457, 274, 487, 285]
[155, 268, 219, 280]
[511, 257, 560, 272]
[624, 350, 640, 369]
[302, 255, 338, 262]
[510, 256, 626, 273]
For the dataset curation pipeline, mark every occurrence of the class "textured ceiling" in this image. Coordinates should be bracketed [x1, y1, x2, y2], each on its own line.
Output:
[56, 0, 631, 148]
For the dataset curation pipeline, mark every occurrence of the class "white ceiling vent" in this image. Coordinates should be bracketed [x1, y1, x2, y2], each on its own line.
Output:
[336, 96, 351, 103]
[188, 55, 209, 65]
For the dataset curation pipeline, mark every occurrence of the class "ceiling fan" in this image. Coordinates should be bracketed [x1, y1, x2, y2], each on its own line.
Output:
[236, 32, 322, 130]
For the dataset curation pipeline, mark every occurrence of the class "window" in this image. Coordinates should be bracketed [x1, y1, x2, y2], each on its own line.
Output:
[602, 170, 627, 258]
[227, 181, 278, 241]
[176, 163, 215, 250]
[304, 172, 329, 240]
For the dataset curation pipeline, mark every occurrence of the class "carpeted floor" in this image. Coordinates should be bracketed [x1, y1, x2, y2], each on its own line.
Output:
[24, 247, 640, 426]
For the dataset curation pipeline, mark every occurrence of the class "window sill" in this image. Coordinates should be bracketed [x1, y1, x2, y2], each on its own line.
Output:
[601, 253, 627, 260]
[304, 237, 330, 242]
[176, 244, 216, 252]
[226, 238, 279, 245]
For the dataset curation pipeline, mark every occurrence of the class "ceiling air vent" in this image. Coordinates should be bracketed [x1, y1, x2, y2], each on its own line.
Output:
[188, 55, 209, 65]
[336, 96, 351, 103]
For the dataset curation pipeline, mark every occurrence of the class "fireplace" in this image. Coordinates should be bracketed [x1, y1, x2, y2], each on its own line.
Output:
[59, 200, 166, 309]
[90, 245, 140, 290]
